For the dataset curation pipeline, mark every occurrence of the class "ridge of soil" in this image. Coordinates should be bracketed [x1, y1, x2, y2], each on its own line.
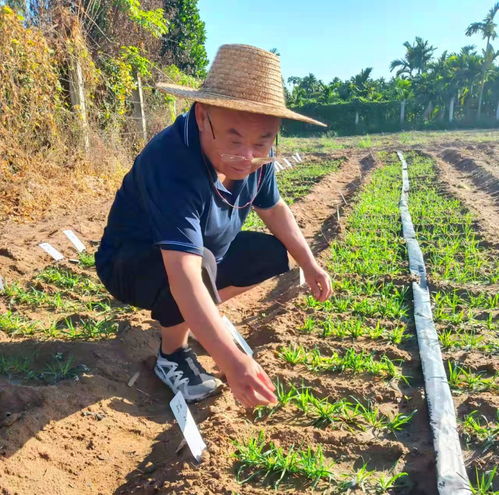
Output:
[426, 147, 498, 246]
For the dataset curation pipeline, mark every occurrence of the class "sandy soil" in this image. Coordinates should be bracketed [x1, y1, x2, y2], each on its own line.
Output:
[0, 144, 497, 495]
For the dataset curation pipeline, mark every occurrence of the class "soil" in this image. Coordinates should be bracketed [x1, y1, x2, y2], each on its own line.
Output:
[0, 143, 497, 495]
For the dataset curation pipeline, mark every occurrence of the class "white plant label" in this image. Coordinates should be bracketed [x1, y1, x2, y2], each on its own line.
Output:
[299, 268, 305, 286]
[296, 153, 302, 162]
[63, 230, 86, 252]
[222, 316, 254, 357]
[293, 154, 300, 163]
[170, 391, 206, 463]
[0, 276, 4, 292]
[274, 161, 283, 172]
[283, 158, 293, 168]
[39, 243, 64, 261]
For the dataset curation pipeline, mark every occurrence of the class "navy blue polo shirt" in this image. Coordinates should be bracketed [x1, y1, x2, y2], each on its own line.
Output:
[97, 104, 280, 265]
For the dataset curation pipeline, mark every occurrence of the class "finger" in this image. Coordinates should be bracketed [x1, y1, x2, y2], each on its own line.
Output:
[324, 276, 332, 299]
[250, 377, 277, 404]
[310, 279, 321, 299]
[246, 386, 277, 407]
[256, 365, 275, 391]
[319, 274, 331, 301]
[315, 278, 326, 301]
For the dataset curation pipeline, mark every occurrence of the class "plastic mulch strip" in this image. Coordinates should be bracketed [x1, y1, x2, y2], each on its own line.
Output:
[397, 151, 471, 495]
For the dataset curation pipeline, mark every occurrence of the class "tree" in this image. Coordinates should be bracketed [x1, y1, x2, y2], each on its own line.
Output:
[466, 2, 499, 119]
[160, 0, 208, 78]
[390, 37, 436, 77]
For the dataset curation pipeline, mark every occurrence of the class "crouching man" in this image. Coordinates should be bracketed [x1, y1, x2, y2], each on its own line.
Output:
[95, 44, 331, 408]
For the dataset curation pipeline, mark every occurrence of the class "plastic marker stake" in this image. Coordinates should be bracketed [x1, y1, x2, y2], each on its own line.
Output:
[170, 391, 206, 463]
[296, 153, 302, 162]
[0, 276, 4, 292]
[63, 230, 86, 252]
[283, 158, 293, 168]
[222, 316, 254, 356]
[274, 161, 282, 172]
[299, 268, 305, 286]
[39, 243, 64, 261]
[293, 155, 300, 163]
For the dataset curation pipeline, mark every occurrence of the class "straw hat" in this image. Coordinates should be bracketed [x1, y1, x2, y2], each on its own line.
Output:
[156, 44, 327, 127]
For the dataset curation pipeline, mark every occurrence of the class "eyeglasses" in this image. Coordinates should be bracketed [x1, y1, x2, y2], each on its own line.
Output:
[206, 111, 279, 167]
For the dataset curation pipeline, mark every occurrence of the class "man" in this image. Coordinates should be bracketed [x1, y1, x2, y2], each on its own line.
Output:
[95, 44, 331, 409]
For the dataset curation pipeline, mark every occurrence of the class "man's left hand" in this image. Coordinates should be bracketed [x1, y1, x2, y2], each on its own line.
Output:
[303, 264, 332, 302]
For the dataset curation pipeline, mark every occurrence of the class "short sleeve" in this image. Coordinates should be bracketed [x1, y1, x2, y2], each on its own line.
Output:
[134, 153, 205, 256]
[252, 162, 281, 209]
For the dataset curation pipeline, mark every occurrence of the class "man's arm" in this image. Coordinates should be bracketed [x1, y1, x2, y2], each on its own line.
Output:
[254, 199, 332, 301]
[161, 249, 277, 408]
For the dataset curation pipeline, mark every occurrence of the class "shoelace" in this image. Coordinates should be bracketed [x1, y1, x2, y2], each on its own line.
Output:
[161, 361, 189, 389]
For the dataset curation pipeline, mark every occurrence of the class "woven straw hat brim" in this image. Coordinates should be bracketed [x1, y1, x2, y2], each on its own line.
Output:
[156, 82, 327, 127]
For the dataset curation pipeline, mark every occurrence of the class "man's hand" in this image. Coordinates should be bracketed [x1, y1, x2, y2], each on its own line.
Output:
[223, 352, 277, 409]
[303, 263, 332, 302]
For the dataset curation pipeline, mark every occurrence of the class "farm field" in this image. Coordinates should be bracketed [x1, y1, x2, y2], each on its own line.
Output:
[0, 129, 498, 494]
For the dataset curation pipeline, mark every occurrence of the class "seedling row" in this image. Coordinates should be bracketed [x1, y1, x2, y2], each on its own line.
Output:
[228, 154, 427, 494]
[0, 251, 135, 383]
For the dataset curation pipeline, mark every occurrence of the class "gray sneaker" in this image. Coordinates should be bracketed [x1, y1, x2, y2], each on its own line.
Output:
[154, 347, 223, 402]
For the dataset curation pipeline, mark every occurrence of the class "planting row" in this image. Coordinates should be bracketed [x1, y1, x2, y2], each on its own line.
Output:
[0, 251, 135, 383]
[404, 152, 498, 490]
[229, 153, 428, 494]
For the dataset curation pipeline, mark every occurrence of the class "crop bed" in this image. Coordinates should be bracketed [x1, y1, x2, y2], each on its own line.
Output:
[404, 152, 498, 492]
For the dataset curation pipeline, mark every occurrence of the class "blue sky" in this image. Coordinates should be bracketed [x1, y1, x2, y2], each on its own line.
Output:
[198, 0, 495, 84]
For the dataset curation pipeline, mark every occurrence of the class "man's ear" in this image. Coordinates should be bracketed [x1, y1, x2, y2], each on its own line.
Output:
[194, 102, 208, 133]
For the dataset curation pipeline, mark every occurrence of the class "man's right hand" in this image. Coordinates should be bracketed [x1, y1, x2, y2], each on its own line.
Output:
[223, 352, 277, 408]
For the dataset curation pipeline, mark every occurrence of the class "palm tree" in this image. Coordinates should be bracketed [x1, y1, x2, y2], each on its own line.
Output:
[390, 37, 436, 77]
[350, 67, 373, 99]
[453, 47, 483, 120]
[465, 2, 499, 119]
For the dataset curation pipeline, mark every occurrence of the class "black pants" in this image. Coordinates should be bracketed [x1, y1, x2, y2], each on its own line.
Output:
[95, 231, 289, 327]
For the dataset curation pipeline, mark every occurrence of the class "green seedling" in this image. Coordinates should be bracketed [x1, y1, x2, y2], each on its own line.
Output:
[470, 466, 497, 495]
[233, 431, 335, 489]
[0, 311, 38, 336]
[255, 382, 415, 434]
[0, 354, 38, 381]
[338, 463, 374, 491]
[36, 266, 103, 295]
[376, 472, 409, 493]
[461, 410, 498, 452]
[3, 282, 77, 311]
[280, 345, 406, 381]
[447, 362, 497, 392]
[58, 316, 119, 340]
[39, 355, 88, 384]
[0, 353, 87, 384]
[78, 251, 96, 268]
